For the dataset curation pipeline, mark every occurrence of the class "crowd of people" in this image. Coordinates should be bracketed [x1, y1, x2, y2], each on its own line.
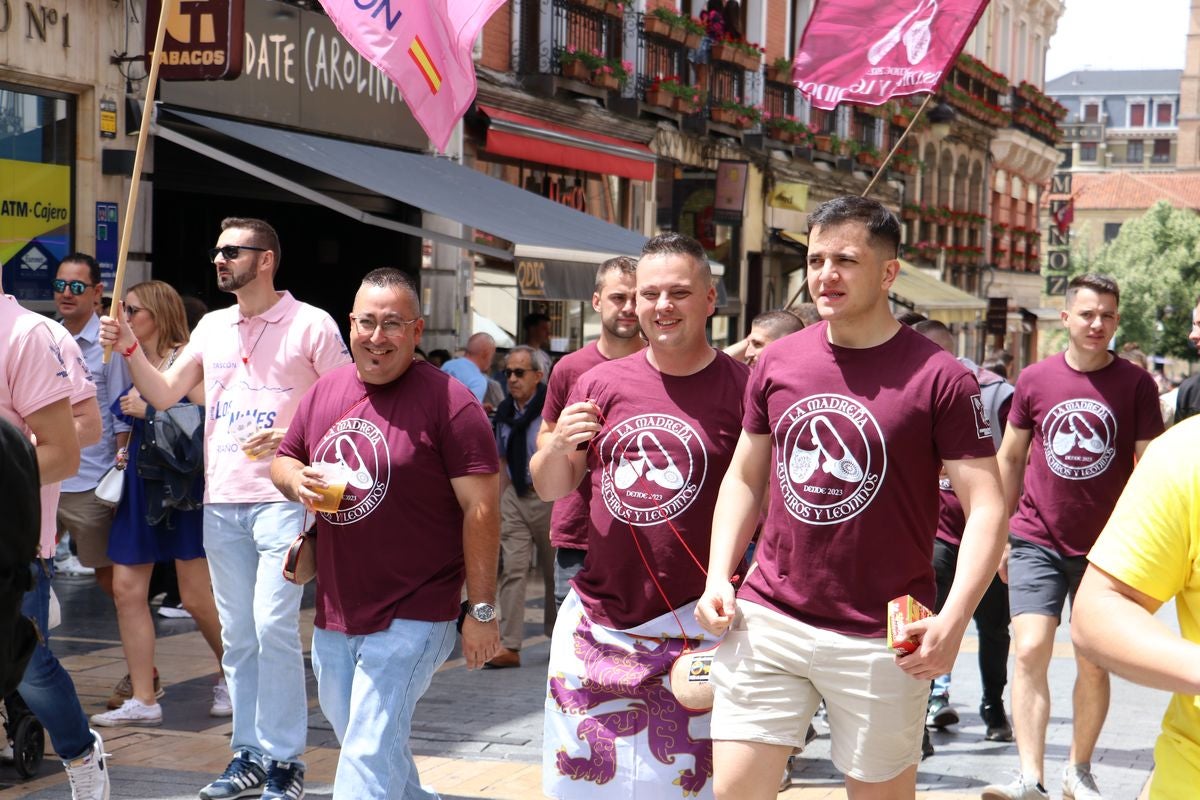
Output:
[1, 194, 1198, 800]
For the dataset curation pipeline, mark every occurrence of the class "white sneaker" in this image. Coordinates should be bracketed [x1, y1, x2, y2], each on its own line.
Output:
[90, 697, 162, 727]
[981, 774, 1049, 800]
[210, 680, 233, 717]
[56, 555, 95, 577]
[157, 603, 192, 619]
[63, 729, 110, 800]
[1063, 763, 1103, 800]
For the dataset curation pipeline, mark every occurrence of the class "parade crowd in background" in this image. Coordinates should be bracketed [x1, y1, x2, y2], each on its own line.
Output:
[1, 195, 1199, 800]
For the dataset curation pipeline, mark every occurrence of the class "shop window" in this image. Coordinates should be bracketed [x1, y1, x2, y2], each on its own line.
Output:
[0, 85, 74, 303]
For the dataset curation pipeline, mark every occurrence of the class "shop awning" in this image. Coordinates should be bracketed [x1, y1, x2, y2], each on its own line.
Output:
[513, 244, 727, 303]
[1022, 306, 1063, 323]
[779, 230, 808, 247]
[156, 109, 649, 273]
[890, 261, 987, 325]
[477, 105, 656, 182]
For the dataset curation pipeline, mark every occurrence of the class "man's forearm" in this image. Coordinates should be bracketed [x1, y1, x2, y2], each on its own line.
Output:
[270, 455, 306, 502]
[530, 446, 584, 502]
[707, 477, 761, 584]
[462, 498, 499, 604]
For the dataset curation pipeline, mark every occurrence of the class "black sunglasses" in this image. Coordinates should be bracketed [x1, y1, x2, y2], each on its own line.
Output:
[208, 244, 268, 263]
[504, 368, 537, 378]
[52, 279, 96, 295]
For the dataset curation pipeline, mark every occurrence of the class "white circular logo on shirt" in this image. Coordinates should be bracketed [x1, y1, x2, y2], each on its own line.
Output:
[598, 414, 706, 527]
[313, 418, 391, 525]
[1041, 399, 1116, 480]
[775, 394, 885, 525]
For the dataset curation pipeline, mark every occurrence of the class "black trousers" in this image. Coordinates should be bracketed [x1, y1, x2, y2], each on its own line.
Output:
[933, 538, 1011, 705]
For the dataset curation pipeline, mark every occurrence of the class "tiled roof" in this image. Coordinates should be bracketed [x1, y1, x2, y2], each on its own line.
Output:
[1042, 172, 1200, 210]
[1045, 69, 1182, 96]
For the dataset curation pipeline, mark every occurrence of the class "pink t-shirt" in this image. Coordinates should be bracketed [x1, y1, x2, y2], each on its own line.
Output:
[543, 342, 609, 549]
[183, 292, 351, 504]
[740, 323, 995, 638]
[1008, 352, 1164, 556]
[0, 298, 97, 556]
[278, 361, 498, 635]
[566, 351, 749, 630]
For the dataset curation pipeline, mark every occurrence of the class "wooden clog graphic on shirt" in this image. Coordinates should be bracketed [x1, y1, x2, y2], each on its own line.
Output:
[613, 433, 684, 491]
[788, 415, 864, 484]
[867, 0, 938, 66]
[333, 435, 374, 490]
[1050, 413, 1106, 457]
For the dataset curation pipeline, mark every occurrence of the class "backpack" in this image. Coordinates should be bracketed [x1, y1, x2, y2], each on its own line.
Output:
[0, 417, 42, 696]
[136, 403, 205, 527]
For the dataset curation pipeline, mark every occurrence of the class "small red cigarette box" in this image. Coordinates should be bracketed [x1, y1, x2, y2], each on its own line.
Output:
[887, 595, 933, 655]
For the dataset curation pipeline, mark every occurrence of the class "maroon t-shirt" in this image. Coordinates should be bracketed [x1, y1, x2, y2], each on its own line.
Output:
[542, 342, 608, 550]
[567, 350, 749, 629]
[1007, 352, 1163, 556]
[739, 323, 995, 638]
[278, 361, 499, 635]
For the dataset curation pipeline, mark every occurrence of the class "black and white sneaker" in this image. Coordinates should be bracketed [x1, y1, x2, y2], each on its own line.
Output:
[199, 750, 267, 799]
[262, 761, 305, 800]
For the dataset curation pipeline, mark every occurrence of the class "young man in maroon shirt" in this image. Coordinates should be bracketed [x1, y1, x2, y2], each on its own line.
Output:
[697, 195, 1007, 800]
[983, 274, 1163, 800]
[536, 256, 644, 609]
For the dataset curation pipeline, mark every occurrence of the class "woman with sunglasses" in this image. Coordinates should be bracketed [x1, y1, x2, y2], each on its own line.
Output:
[89, 281, 227, 728]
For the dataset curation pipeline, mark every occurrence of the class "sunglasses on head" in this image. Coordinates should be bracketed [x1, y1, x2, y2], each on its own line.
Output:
[52, 279, 95, 295]
[208, 244, 268, 263]
[504, 368, 536, 378]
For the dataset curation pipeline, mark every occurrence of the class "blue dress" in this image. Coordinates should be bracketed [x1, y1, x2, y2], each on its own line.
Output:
[107, 400, 206, 566]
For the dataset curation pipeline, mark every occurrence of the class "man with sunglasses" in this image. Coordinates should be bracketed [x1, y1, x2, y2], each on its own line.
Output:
[273, 268, 500, 799]
[100, 217, 350, 800]
[53, 254, 132, 600]
[488, 346, 551, 669]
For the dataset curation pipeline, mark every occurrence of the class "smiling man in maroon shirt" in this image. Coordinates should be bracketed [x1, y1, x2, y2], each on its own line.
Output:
[697, 195, 1007, 800]
[982, 274, 1163, 800]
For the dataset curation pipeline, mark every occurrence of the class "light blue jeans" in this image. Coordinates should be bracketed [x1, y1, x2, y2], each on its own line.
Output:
[204, 502, 308, 766]
[312, 618, 456, 799]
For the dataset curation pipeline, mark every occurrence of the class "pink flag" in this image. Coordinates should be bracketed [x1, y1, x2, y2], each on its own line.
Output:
[318, 0, 507, 152]
[793, 0, 989, 109]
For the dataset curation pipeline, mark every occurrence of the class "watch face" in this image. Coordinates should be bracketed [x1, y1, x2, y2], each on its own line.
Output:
[471, 603, 496, 622]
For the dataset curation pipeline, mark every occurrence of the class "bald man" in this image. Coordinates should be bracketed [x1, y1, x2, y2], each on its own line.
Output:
[441, 332, 498, 403]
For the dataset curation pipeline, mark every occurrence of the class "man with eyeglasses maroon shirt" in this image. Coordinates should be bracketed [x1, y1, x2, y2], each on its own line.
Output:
[100, 217, 350, 800]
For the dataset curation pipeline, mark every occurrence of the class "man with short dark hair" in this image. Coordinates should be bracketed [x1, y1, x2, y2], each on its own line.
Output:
[983, 274, 1164, 800]
[100, 217, 351, 800]
[698, 195, 1006, 800]
[53, 253, 131, 598]
[724, 309, 805, 367]
[489, 345, 551, 669]
[1174, 297, 1200, 423]
[533, 234, 749, 798]
[273, 268, 499, 799]
[538, 256, 645, 608]
[522, 311, 554, 379]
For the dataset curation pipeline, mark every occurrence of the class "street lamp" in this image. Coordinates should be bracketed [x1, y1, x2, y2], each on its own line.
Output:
[928, 102, 956, 141]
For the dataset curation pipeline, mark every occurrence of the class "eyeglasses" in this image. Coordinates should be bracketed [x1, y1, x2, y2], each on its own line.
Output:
[208, 244, 268, 263]
[349, 314, 420, 337]
[52, 279, 96, 295]
[124, 304, 146, 318]
[504, 368, 538, 378]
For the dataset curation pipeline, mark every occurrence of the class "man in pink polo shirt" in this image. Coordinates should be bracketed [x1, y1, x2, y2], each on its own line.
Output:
[100, 218, 350, 800]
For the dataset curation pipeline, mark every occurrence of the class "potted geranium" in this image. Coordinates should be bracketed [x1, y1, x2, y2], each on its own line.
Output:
[767, 56, 792, 84]
[559, 46, 606, 82]
[711, 99, 761, 129]
[646, 6, 679, 38]
[646, 75, 681, 109]
[592, 57, 632, 90]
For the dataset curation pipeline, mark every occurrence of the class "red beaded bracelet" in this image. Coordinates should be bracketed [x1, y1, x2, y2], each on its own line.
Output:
[121, 340, 139, 358]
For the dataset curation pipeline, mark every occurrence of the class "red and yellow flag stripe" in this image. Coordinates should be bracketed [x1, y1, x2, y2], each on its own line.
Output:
[409, 36, 443, 94]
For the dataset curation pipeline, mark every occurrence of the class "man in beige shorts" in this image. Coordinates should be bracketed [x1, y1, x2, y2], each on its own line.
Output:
[696, 196, 1007, 799]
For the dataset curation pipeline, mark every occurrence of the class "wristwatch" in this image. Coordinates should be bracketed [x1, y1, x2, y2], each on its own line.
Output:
[467, 602, 496, 623]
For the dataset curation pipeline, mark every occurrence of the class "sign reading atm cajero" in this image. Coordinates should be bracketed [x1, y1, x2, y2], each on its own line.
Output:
[0, 160, 71, 302]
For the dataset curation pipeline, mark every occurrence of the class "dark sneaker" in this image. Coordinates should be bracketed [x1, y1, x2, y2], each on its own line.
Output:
[921, 727, 934, 759]
[199, 750, 267, 799]
[926, 694, 959, 728]
[107, 670, 164, 710]
[262, 762, 304, 800]
[981, 701, 1014, 742]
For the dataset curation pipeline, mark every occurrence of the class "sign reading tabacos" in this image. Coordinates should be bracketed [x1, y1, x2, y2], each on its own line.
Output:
[146, 0, 245, 81]
[792, 0, 988, 109]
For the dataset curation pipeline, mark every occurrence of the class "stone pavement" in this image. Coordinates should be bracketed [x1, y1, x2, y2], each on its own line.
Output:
[0, 573, 1166, 799]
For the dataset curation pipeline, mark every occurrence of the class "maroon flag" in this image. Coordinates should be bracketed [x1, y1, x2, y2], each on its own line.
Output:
[1052, 199, 1074, 234]
[793, 0, 990, 109]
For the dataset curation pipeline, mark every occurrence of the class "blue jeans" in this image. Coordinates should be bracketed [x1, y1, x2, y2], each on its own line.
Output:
[204, 502, 308, 766]
[17, 561, 92, 761]
[312, 618, 456, 799]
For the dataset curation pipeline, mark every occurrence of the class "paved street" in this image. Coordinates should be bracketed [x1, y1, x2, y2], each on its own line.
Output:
[0, 571, 1164, 799]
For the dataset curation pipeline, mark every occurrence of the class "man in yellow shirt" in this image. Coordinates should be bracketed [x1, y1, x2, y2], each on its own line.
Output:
[1072, 417, 1200, 799]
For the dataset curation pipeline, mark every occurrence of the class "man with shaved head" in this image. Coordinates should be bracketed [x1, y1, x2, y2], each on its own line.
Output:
[441, 332, 497, 402]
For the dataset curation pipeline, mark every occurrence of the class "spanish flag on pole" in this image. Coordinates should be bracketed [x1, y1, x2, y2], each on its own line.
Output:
[318, 0, 506, 152]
